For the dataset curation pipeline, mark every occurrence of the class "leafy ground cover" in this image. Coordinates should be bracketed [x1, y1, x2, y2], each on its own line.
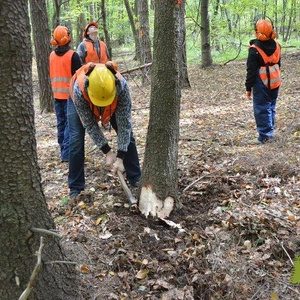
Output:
[35, 51, 300, 299]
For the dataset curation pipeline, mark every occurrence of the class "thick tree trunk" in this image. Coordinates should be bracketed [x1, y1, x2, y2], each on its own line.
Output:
[0, 1, 78, 299]
[30, 0, 54, 113]
[139, 0, 181, 219]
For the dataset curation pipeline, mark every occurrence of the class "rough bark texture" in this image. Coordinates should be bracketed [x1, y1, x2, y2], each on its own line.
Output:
[0, 1, 78, 299]
[137, 0, 152, 84]
[139, 0, 181, 218]
[178, 0, 191, 88]
[201, 0, 213, 67]
[30, 0, 54, 113]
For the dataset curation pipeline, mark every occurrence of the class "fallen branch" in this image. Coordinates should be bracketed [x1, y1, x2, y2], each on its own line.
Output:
[272, 233, 294, 266]
[31, 227, 62, 239]
[121, 62, 152, 75]
[45, 261, 78, 265]
[182, 173, 212, 193]
[19, 237, 44, 300]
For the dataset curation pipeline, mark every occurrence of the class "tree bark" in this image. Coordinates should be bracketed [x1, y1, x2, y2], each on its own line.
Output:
[30, 0, 54, 113]
[177, 0, 191, 88]
[124, 0, 141, 61]
[137, 0, 152, 84]
[101, 0, 113, 59]
[0, 1, 78, 298]
[200, 0, 213, 67]
[139, 0, 181, 219]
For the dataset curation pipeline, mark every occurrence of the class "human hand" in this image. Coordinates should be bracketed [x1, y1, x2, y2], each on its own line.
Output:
[113, 158, 125, 174]
[246, 91, 251, 100]
[106, 150, 116, 167]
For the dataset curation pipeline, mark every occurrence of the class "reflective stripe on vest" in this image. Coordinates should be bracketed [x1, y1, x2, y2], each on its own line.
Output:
[69, 62, 119, 126]
[250, 43, 281, 90]
[50, 50, 74, 99]
[84, 40, 109, 64]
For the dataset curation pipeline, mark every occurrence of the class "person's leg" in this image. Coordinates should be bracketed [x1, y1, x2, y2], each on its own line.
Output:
[110, 115, 141, 186]
[67, 98, 86, 197]
[270, 88, 279, 130]
[252, 81, 274, 142]
[61, 100, 69, 161]
[54, 99, 66, 159]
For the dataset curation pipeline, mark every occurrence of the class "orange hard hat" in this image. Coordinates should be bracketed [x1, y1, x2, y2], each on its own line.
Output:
[50, 26, 71, 47]
[255, 19, 277, 41]
[83, 22, 98, 38]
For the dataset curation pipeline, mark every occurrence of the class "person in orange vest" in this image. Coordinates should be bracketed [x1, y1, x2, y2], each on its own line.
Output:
[67, 62, 141, 199]
[49, 25, 82, 162]
[77, 22, 110, 64]
[245, 19, 281, 144]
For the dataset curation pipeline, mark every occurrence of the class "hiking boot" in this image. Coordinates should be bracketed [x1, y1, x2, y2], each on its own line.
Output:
[249, 137, 274, 145]
[129, 181, 140, 188]
[70, 190, 80, 199]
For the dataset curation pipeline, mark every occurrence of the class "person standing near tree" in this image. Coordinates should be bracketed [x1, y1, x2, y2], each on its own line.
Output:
[245, 18, 281, 144]
[67, 62, 141, 199]
[77, 22, 110, 64]
[49, 25, 82, 162]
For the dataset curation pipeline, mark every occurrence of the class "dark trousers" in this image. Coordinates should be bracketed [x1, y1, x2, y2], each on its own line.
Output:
[54, 99, 69, 161]
[253, 77, 278, 141]
[67, 98, 141, 193]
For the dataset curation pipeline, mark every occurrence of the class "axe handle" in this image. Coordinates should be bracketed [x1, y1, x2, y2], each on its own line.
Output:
[117, 170, 137, 205]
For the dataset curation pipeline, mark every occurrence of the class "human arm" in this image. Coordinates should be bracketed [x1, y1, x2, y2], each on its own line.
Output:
[245, 47, 259, 94]
[72, 81, 111, 153]
[114, 77, 133, 160]
[76, 42, 86, 65]
[71, 52, 82, 75]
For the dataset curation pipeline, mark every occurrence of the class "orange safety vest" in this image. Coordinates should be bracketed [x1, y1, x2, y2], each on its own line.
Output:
[250, 43, 281, 90]
[49, 50, 74, 100]
[69, 63, 118, 127]
[84, 40, 109, 64]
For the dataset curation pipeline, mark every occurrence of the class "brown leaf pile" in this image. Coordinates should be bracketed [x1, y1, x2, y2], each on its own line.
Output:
[35, 51, 300, 299]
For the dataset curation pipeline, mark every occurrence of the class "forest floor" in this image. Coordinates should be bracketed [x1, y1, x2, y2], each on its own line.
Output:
[34, 50, 300, 299]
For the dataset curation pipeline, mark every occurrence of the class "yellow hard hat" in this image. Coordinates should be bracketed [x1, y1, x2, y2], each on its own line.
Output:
[87, 66, 116, 107]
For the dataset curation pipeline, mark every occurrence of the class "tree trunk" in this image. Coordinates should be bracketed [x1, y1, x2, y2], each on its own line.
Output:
[200, 0, 213, 67]
[139, 0, 181, 219]
[137, 0, 152, 84]
[101, 0, 113, 59]
[0, 1, 78, 298]
[124, 0, 141, 61]
[30, 0, 54, 113]
[177, 0, 191, 88]
[52, 0, 62, 28]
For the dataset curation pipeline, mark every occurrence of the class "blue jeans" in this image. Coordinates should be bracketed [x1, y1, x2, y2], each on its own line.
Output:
[54, 99, 69, 161]
[67, 98, 141, 193]
[252, 77, 278, 141]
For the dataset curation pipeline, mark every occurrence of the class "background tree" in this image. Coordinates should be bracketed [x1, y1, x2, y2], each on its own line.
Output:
[124, 0, 141, 60]
[0, 0, 78, 298]
[30, 0, 54, 112]
[137, 0, 152, 83]
[178, 0, 191, 87]
[139, 0, 181, 218]
[200, 0, 213, 67]
[101, 0, 113, 58]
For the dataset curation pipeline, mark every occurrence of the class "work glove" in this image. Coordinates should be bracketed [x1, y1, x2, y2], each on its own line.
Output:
[246, 91, 251, 100]
[113, 158, 125, 174]
[106, 150, 116, 168]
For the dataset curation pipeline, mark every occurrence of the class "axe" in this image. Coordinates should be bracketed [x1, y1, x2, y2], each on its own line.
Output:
[117, 170, 137, 205]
